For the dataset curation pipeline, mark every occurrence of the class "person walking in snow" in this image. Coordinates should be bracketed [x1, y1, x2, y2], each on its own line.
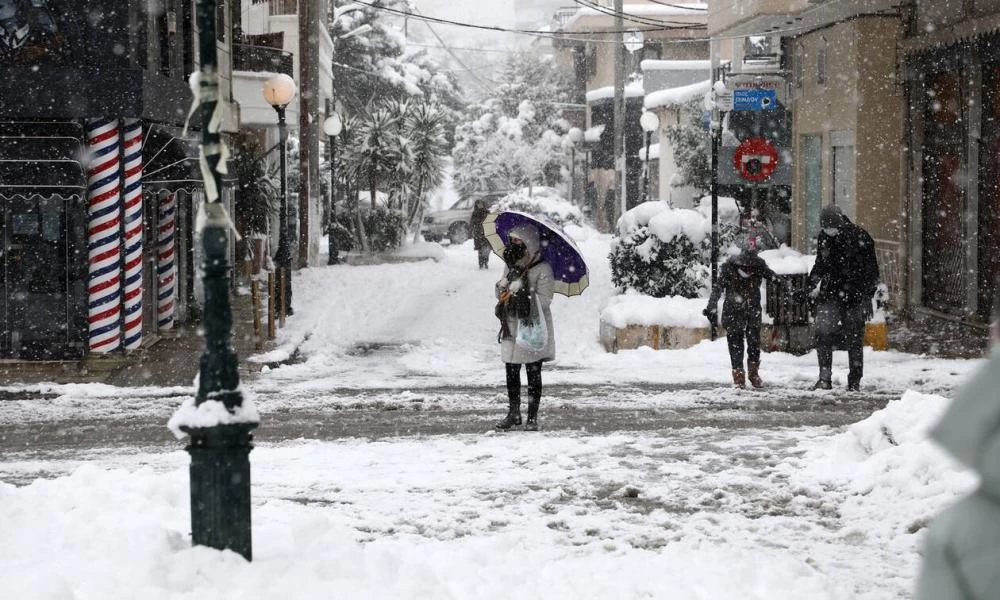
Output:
[808, 205, 880, 391]
[494, 224, 555, 431]
[704, 237, 775, 388]
[471, 198, 491, 270]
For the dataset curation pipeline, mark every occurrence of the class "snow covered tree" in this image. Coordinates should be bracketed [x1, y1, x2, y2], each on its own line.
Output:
[662, 98, 712, 194]
[452, 52, 574, 196]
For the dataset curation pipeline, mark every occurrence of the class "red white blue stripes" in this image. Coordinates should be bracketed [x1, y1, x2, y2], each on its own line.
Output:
[86, 118, 123, 354]
[157, 191, 178, 331]
[122, 119, 144, 350]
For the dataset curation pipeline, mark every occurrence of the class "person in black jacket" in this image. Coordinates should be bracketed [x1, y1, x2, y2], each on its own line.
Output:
[705, 238, 775, 388]
[470, 198, 491, 269]
[808, 205, 880, 391]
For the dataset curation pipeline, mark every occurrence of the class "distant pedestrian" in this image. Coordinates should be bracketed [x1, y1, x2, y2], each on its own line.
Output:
[494, 224, 555, 431]
[471, 198, 490, 269]
[705, 237, 774, 388]
[808, 205, 880, 391]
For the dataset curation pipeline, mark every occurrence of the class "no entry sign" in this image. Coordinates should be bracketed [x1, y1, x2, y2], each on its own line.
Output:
[733, 137, 779, 182]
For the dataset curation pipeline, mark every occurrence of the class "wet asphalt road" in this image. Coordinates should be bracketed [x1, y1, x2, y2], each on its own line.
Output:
[0, 383, 899, 456]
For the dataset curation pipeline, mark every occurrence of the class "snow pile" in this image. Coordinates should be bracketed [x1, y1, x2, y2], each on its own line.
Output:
[586, 80, 645, 103]
[639, 143, 660, 162]
[601, 292, 711, 329]
[760, 245, 816, 275]
[584, 124, 605, 143]
[495, 187, 584, 227]
[640, 59, 712, 72]
[797, 391, 976, 542]
[644, 80, 713, 110]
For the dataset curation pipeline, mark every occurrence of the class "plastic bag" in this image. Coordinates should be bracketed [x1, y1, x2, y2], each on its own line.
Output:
[515, 295, 547, 351]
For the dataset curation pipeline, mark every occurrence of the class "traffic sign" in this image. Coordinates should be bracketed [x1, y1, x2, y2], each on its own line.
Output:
[714, 90, 733, 112]
[732, 88, 777, 111]
[734, 137, 779, 182]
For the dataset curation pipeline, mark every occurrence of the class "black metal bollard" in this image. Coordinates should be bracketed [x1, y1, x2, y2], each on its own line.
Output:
[184, 423, 257, 560]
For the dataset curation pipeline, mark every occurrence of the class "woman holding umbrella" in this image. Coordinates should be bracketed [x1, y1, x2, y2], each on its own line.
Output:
[485, 211, 589, 432]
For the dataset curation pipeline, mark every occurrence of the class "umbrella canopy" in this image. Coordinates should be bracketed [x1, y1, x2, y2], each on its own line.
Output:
[482, 211, 589, 297]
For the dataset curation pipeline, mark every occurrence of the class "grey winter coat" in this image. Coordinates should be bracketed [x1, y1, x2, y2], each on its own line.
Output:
[495, 226, 556, 364]
[917, 351, 1000, 600]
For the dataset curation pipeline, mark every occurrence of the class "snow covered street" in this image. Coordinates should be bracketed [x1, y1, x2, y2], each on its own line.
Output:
[0, 238, 985, 599]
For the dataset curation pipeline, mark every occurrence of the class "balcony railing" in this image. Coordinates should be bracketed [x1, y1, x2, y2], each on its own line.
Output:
[269, 0, 298, 16]
[233, 44, 294, 76]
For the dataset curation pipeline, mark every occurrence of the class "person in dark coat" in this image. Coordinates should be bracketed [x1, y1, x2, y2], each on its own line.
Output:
[704, 237, 775, 388]
[808, 205, 880, 391]
[470, 198, 490, 269]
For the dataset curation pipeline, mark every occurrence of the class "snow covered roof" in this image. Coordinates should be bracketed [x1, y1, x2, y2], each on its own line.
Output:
[586, 80, 645, 104]
[640, 143, 660, 162]
[644, 79, 712, 110]
[640, 60, 711, 72]
[584, 124, 606, 143]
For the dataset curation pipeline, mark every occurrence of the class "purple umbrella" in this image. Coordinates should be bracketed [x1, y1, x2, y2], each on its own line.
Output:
[482, 211, 589, 297]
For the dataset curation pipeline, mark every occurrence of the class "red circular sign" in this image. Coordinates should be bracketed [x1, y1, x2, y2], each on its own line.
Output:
[733, 137, 779, 182]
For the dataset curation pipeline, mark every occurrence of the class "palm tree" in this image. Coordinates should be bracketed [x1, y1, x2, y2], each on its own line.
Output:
[404, 103, 448, 237]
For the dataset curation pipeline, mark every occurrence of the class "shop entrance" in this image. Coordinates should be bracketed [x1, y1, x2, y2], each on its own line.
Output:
[0, 194, 88, 358]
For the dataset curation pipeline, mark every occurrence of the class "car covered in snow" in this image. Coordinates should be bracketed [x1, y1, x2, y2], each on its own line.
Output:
[421, 192, 506, 244]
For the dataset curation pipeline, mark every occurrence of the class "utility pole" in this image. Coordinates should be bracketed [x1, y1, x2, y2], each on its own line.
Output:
[298, 0, 320, 268]
[612, 0, 625, 230]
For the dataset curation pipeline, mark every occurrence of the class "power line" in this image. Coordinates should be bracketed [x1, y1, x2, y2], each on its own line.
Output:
[570, 0, 704, 28]
[353, 0, 704, 36]
[645, 0, 708, 11]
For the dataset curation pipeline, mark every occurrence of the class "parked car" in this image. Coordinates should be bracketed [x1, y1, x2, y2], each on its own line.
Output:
[422, 192, 506, 244]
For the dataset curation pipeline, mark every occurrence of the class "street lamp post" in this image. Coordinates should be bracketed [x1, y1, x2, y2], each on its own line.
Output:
[640, 110, 660, 204]
[323, 113, 343, 265]
[182, 0, 258, 561]
[567, 127, 583, 206]
[263, 74, 297, 316]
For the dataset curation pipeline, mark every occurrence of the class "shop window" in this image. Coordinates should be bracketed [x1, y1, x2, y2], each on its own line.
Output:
[832, 141, 856, 222]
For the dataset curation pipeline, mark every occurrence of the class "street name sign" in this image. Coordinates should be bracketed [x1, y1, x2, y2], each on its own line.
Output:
[732, 88, 777, 111]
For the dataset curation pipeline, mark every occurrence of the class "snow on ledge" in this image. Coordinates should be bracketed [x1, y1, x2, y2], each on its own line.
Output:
[586, 80, 645, 104]
[168, 393, 260, 440]
[640, 143, 660, 162]
[641, 59, 711, 72]
[584, 124, 605, 143]
[644, 79, 712, 110]
[759, 245, 816, 276]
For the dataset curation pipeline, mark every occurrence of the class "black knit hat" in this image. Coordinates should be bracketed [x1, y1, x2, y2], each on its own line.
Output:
[820, 204, 844, 229]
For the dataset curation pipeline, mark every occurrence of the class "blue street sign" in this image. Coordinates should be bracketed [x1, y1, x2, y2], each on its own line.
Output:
[732, 88, 777, 111]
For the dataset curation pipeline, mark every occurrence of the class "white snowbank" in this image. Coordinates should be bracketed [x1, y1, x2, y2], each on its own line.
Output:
[644, 79, 712, 110]
[601, 292, 711, 329]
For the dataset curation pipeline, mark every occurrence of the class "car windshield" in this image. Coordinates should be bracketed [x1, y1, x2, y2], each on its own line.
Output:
[449, 198, 471, 210]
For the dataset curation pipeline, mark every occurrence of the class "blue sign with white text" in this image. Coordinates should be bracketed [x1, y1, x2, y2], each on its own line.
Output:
[732, 88, 777, 111]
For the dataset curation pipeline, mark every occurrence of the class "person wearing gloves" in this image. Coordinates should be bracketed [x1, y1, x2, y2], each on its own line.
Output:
[704, 238, 774, 388]
[807, 204, 880, 391]
[493, 224, 555, 431]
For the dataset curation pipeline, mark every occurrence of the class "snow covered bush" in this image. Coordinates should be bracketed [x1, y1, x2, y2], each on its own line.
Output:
[363, 207, 407, 253]
[494, 187, 584, 228]
[609, 202, 740, 298]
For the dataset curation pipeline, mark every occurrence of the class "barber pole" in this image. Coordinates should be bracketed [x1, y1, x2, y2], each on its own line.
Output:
[86, 118, 123, 353]
[122, 119, 144, 350]
[157, 190, 177, 331]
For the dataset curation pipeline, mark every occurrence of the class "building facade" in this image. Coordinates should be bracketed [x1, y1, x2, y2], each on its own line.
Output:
[0, 0, 242, 359]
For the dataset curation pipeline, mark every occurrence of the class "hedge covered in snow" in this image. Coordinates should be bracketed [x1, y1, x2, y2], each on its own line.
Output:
[609, 201, 739, 298]
[495, 187, 584, 228]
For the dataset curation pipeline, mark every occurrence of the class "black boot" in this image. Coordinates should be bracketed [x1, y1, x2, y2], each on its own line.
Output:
[847, 369, 863, 392]
[495, 399, 521, 430]
[524, 399, 540, 431]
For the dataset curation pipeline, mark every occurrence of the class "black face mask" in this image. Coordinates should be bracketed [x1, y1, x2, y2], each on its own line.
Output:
[504, 241, 526, 265]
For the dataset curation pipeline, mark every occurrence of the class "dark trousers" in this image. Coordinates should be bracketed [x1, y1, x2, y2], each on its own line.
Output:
[505, 361, 542, 405]
[815, 300, 866, 381]
[477, 246, 490, 269]
[727, 323, 761, 369]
